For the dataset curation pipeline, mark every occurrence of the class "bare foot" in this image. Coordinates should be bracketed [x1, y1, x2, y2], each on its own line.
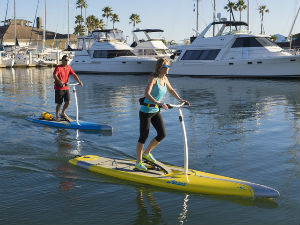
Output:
[61, 113, 72, 121]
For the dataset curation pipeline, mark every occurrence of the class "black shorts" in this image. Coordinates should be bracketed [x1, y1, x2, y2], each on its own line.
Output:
[138, 111, 166, 144]
[55, 90, 70, 104]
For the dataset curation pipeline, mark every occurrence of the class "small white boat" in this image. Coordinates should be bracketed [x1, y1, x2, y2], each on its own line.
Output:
[131, 29, 172, 59]
[169, 21, 300, 78]
[35, 47, 61, 67]
[70, 29, 157, 74]
[12, 47, 36, 67]
[0, 50, 14, 67]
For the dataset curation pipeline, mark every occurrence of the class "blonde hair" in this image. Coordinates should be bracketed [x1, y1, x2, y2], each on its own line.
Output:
[153, 58, 170, 77]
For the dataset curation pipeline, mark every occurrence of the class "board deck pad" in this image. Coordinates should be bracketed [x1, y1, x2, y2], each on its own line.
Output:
[69, 155, 280, 198]
[25, 116, 112, 131]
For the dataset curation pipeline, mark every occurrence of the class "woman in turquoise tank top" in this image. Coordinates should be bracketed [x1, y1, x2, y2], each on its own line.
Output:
[135, 58, 190, 171]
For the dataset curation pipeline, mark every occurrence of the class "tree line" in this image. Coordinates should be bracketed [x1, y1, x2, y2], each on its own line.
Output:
[74, 0, 141, 36]
[73, 0, 272, 44]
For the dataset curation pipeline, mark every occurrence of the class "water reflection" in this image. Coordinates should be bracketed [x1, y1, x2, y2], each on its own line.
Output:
[176, 78, 300, 125]
[134, 188, 164, 225]
[54, 129, 83, 192]
[178, 194, 189, 225]
[0, 68, 53, 104]
[132, 186, 278, 225]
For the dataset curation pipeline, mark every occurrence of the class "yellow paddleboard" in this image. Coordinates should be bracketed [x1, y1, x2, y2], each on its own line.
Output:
[69, 155, 279, 198]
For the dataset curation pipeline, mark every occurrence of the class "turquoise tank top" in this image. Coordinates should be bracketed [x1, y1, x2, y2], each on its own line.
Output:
[140, 78, 167, 113]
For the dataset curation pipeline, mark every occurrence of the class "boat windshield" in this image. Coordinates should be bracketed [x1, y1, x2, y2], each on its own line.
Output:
[77, 38, 84, 50]
[221, 25, 249, 35]
[203, 22, 249, 38]
[134, 30, 164, 41]
[231, 37, 278, 48]
[92, 30, 125, 42]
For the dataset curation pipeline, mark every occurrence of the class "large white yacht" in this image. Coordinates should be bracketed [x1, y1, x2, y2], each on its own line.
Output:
[169, 21, 300, 77]
[70, 29, 157, 74]
[131, 29, 172, 59]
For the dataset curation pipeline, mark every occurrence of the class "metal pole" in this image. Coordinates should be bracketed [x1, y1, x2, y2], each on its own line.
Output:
[213, 0, 216, 36]
[196, 0, 199, 32]
[288, 3, 300, 49]
[73, 86, 79, 124]
[14, 0, 16, 50]
[67, 0, 70, 46]
[247, 0, 250, 32]
[178, 108, 189, 175]
[43, 0, 46, 49]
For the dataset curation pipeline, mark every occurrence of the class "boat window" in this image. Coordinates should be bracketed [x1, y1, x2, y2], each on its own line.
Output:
[155, 49, 171, 55]
[76, 39, 83, 50]
[93, 50, 135, 58]
[93, 30, 125, 42]
[232, 37, 263, 47]
[256, 37, 278, 47]
[86, 39, 95, 50]
[144, 49, 157, 55]
[181, 49, 220, 60]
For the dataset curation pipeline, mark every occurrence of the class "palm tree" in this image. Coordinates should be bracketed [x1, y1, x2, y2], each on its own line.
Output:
[86, 15, 97, 33]
[234, 0, 247, 21]
[74, 24, 85, 36]
[75, 15, 84, 25]
[110, 13, 120, 29]
[76, 0, 88, 23]
[129, 13, 141, 30]
[102, 6, 113, 27]
[224, 1, 235, 21]
[74, 14, 85, 35]
[86, 15, 105, 33]
[95, 18, 105, 30]
[258, 5, 269, 34]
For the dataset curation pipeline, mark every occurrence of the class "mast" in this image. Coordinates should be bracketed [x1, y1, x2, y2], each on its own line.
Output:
[247, 0, 250, 32]
[213, 0, 216, 36]
[14, 0, 16, 50]
[196, 0, 199, 33]
[288, 3, 300, 49]
[43, 0, 46, 49]
[67, 0, 70, 46]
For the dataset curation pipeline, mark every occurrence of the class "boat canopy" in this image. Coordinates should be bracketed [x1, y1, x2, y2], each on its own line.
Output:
[211, 21, 248, 27]
[92, 29, 125, 42]
[133, 29, 164, 33]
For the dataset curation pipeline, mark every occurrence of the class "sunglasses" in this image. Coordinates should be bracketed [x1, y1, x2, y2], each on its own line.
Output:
[63, 59, 69, 62]
[162, 64, 170, 68]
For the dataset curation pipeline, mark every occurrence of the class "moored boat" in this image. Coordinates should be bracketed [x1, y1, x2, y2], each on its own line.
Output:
[169, 21, 300, 78]
[70, 29, 157, 74]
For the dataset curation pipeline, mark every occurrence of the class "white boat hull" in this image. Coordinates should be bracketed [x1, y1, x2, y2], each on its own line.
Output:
[71, 57, 157, 74]
[0, 58, 14, 67]
[169, 56, 300, 78]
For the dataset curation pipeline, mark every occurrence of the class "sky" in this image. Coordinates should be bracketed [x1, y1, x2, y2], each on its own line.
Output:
[1, 0, 300, 43]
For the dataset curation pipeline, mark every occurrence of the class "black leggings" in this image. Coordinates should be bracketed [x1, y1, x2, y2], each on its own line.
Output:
[138, 111, 166, 144]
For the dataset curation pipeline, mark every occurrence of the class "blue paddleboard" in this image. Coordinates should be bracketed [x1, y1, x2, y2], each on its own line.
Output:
[25, 116, 112, 131]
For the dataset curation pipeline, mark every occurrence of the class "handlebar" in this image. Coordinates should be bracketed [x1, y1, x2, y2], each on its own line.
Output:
[68, 83, 80, 86]
[166, 102, 188, 109]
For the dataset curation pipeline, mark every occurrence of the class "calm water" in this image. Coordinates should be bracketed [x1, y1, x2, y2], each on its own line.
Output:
[0, 68, 299, 225]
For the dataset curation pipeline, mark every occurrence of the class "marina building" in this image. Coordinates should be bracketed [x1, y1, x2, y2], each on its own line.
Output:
[0, 18, 77, 49]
